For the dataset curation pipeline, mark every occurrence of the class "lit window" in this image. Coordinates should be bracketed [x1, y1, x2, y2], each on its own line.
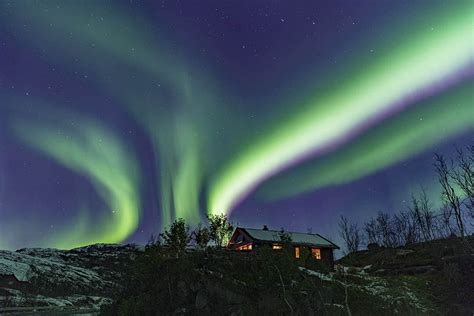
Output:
[295, 246, 300, 258]
[272, 244, 282, 250]
[237, 244, 252, 251]
[312, 248, 321, 260]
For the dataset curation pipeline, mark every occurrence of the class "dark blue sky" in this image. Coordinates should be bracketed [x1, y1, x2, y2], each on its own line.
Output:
[0, 1, 472, 249]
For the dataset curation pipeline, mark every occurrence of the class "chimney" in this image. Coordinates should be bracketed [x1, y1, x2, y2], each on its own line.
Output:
[263, 225, 269, 231]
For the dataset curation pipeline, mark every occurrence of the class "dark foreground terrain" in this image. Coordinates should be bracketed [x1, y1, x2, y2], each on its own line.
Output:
[338, 235, 474, 315]
[0, 236, 472, 315]
[0, 244, 138, 314]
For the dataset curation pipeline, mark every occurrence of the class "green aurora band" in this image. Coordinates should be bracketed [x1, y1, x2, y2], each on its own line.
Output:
[3, 2, 229, 230]
[208, 5, 473, 214]
[258, 81, 474, 200]
[12, 112, 140, 248]
[2, 2, 473, 248]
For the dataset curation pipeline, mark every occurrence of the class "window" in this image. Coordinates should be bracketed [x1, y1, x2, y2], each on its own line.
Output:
[312, 248, 321, 260]
[237, 244, 252, 251]
[272, 244, 282, 250]
[295, 246, 300, 259]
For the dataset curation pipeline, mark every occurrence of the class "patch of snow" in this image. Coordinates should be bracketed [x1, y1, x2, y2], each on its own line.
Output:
[0, 257, 32, 281]
[299, 267, 333, 281]
[363, 284, 388, 296]
[0, 287, 112, 310]
[325, 303, 345, 309]
[0, 249, 114, 291]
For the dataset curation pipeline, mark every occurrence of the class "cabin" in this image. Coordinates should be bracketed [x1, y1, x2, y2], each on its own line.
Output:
[228, 226, 339, 267]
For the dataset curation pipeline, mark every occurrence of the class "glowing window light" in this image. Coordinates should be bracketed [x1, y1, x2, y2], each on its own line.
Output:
[312, 248, 321, 260]
[237, 244, 253, 251]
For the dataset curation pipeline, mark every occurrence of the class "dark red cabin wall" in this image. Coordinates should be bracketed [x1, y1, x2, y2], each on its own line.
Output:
[321, 248, 334, 266]
[228, 229, 255, 249]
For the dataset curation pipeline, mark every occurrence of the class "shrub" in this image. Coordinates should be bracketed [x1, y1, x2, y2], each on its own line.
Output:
[192, 224, 210, 249]
[207, 214, 233, 247]
[160, 218, 191, 257]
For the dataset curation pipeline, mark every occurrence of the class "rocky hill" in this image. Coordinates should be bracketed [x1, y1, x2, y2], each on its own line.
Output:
[338, 235, 474, 315]
[0, 237, 472, 315]
[100, 246, 436, 315]
[0, 244, 140, 314]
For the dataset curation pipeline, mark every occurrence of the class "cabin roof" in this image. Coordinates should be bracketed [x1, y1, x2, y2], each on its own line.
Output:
[237, 227, 339, 249]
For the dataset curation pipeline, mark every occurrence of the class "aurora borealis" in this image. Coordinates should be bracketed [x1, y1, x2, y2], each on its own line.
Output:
[0, 1, 473, 250]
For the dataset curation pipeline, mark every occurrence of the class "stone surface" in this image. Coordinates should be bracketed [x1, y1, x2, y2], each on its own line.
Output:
[195, 289, 208, 309]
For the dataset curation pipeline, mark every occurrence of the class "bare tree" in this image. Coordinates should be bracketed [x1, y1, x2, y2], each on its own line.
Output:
[419, 189, 436, 240]
[338, 215, 361, 254]
[408, 188, 435, 242]
[450, 146, 474, 226]
[377, 211, 397, 247]
[363, 212, 398, 248]
[393, 210, 417, 246]
[364, 217, 380, 246]
[436, 207, 455, 238]
[434, 154, 465, 237]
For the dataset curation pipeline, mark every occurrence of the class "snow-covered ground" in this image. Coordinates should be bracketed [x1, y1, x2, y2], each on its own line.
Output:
[0, 249, 111, 287]
[299, 265, 430, 313]
[0, 244, 140, 310]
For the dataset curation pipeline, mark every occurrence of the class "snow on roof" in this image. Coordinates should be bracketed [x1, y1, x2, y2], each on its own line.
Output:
[240, 227, 339, 249]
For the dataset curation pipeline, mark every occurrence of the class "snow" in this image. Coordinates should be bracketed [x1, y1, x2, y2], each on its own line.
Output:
[0, 248, 115, 291]
[325, 303, 345, 309]
[0, 244, 137, 311]
[0, 257, 32, 281]
[0, 287, 112, 311]
[243, 228, 337, 248]
[299, 267, 334, 281]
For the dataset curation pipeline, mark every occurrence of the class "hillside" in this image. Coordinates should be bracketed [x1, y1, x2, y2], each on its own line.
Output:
[0, 238, 472, 315]
[101, 246, 436, 315]
[0, 244, 140, 314]
[338, 235, 474, 315]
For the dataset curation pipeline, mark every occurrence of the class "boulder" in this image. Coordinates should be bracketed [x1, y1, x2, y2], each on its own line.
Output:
[195, 290, 208, 309]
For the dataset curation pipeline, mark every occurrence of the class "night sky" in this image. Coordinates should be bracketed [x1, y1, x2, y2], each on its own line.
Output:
[0, 1, 473, 250]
